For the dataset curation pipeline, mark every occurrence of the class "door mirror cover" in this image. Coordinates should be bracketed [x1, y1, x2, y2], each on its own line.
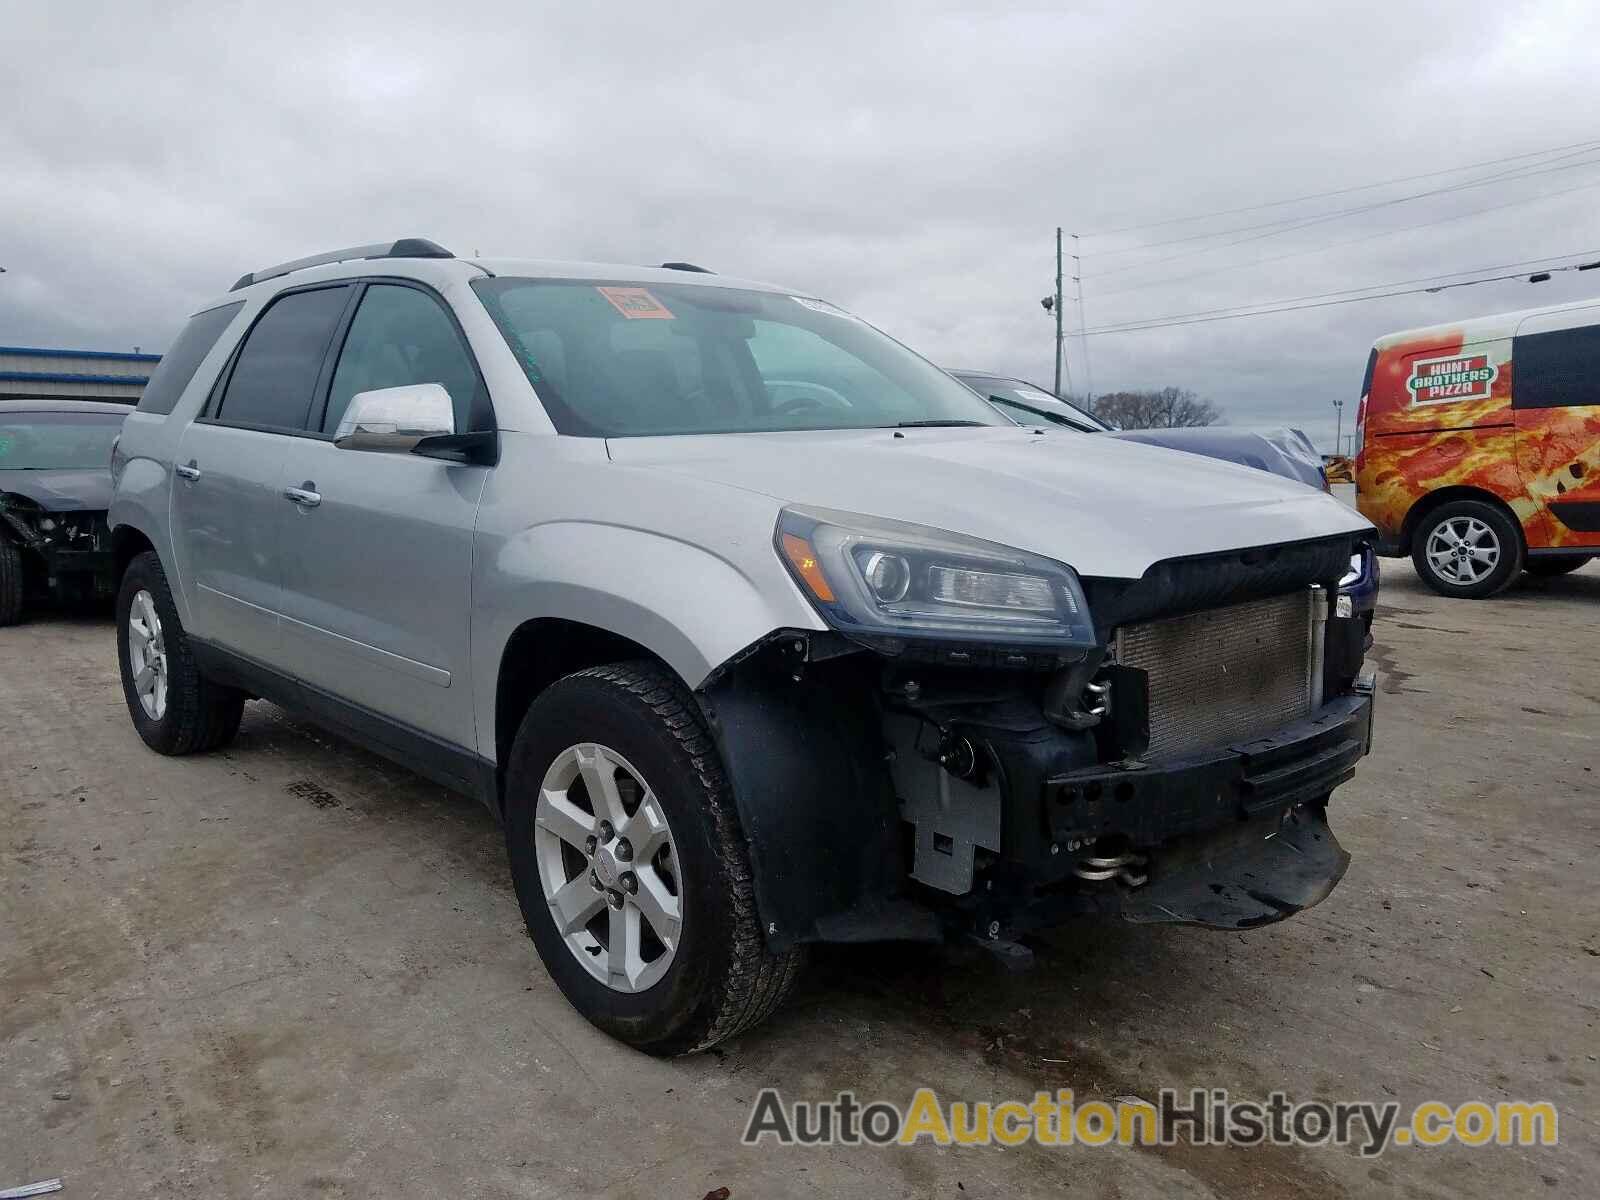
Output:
[334, 383, 455, 452]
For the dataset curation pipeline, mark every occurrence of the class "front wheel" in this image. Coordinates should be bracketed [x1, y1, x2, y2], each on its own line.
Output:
[116, 550, 245, 754]
[504, 661, 804, 1055]
[1411, 500, 1523, 598]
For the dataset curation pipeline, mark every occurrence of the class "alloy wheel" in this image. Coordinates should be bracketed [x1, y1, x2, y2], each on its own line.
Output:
[126, 589, 169, 720]
[533, 742, 682, 993]
[1425, 516, 1500, 586]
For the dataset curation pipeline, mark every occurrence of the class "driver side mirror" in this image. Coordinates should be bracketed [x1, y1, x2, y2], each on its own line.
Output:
[333, 384, 498, 465]
[334, 383, 455, 452]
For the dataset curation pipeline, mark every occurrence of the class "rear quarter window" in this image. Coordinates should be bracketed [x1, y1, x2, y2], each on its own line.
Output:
[136, 301, 245, 416]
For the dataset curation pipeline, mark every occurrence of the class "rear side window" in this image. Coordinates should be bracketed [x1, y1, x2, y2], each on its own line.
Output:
[137, 301, 245, 415]
[214, 286, 351, 430]
[323, 284, 479, 435]
[1359, 347, 1377, 399]
[1513, 323, 1600, 409]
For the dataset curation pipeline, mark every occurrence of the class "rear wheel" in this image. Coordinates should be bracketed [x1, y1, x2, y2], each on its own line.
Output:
[1411, 500, 1523, 599]
[1524, 555, 1590, 577]
[504, 661, 804, 1055]
[117, 551, 245, 754]
[0, 537, 23, 626]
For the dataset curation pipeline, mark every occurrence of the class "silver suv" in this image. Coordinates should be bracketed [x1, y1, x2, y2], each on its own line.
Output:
[109, 239, 1376, 1054]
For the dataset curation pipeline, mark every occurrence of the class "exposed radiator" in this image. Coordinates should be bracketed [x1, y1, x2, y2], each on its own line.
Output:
[1114, 588, 1323, 761]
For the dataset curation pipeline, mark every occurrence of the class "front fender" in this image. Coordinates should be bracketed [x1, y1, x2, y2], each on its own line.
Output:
[471, 519, 824, 758]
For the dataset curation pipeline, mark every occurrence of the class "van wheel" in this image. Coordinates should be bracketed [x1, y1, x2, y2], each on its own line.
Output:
[117, 551, 246, 754]
[0, 537, 24, 626]
[504, 661, 804, 1055]
[1524, 555, 1589, 577]
[1411, 500, 1523, 598]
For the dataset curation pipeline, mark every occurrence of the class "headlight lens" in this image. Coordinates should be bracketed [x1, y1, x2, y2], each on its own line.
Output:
[776, 506, 1096, 648]
[1339, 551, 1365, 588]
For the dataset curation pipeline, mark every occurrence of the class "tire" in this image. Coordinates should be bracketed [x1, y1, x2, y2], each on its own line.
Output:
[116, 550, 245, 755]
[504, 661, 804, 1055]
[0, 536, 23, 626]
[1411, 499, 1523, 599]
[1524, 555, 1590, 577]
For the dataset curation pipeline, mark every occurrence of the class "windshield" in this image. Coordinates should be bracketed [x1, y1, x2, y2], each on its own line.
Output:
[472, 278, 1006, 437]
[0, 411, 126, 470]
[949, 373, 1112, 432]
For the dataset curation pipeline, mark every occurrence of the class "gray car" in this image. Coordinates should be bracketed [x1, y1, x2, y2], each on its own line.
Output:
[109, 239, 1376, 1053]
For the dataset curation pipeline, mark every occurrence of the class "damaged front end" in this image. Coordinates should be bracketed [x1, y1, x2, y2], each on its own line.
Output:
[0, 493, 116, 603]
[702, 527, 1375, 953]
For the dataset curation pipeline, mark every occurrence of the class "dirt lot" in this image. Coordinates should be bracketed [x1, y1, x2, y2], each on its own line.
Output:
[2, 561, 1596, 1199]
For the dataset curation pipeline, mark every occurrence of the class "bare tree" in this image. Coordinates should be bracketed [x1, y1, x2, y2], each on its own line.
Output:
[1090, 387, 1222, 429]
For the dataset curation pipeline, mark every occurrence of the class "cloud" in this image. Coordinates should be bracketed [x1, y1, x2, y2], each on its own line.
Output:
[3, 0, 1597, 449]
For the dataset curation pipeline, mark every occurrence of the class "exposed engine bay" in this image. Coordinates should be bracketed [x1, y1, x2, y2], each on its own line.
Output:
[701, 532, 1375, 952]
[0, 491, 116, 607]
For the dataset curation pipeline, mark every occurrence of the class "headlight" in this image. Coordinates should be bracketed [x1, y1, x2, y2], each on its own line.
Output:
[775, 506, 1096, 648]
[1339, 551, 1365, 588]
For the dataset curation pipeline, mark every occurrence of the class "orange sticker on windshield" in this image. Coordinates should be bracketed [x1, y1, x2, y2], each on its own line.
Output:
[597, 286, 675, 320]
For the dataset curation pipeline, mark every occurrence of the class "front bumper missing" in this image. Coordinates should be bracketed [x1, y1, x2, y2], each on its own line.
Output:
[1036, 682, 1374, 930]
[1046, 688, 1373, 847]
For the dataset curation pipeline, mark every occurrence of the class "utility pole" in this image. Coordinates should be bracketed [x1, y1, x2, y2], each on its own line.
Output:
[1053, 228, 1064, 398]
[1072, 234, 1094, 414]
[1333, 398, 1345, 457]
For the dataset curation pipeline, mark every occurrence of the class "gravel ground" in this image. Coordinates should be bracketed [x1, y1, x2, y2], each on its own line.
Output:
[2, 560, 1596, 1198]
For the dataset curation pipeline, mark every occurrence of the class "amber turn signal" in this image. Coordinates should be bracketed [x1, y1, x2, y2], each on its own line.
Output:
[780, 532, 836, 602]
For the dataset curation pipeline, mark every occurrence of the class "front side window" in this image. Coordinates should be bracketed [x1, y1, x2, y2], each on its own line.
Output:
[472, 278, 1004, 437]
[323, 284, 480, 435]
[0, 411, 127, 470]
[214, 286, 351, 430]
[1513, 323, 1600, 410]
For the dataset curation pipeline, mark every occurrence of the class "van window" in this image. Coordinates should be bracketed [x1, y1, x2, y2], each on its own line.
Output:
[214, 286, 352, 431]
[1512, 323, 1600, 410]
[137, 301, 245, 416]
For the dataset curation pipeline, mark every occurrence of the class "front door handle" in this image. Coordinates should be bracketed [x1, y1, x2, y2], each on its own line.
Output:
[174, 462, 201, 481]
[283, 484, 322, 508]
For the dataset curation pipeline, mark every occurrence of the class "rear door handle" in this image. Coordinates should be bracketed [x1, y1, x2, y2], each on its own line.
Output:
[174, 462, 201, 481]
[283, 485, 322, 508]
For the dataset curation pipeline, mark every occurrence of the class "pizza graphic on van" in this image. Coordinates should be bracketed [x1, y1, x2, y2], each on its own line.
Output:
[1406, 353, 1498, 405]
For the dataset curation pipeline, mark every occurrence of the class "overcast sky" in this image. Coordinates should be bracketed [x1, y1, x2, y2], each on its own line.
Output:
[4, 0, 1598, 449]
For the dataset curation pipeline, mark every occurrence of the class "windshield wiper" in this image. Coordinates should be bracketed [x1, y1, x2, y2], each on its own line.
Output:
[891, 419, 989, 429]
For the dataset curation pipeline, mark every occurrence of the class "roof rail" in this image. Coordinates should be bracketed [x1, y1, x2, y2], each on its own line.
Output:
[230, 238, 455, 292]
[660, 261, 714, 274]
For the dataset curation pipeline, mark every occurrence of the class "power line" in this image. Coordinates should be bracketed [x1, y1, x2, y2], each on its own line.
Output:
[1079, 135, 1600, 239]
[1084, 252, 1600, 334]
[1081, 257, 1600, 337]
[1081, 148, 1600, 261]
[1085, 174, 1600, 299]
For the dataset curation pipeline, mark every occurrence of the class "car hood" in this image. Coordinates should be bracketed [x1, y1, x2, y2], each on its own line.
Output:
[1106, 425, 1326, 489]
[606, 426, 1370, 579]
[0, 467, 113, 513]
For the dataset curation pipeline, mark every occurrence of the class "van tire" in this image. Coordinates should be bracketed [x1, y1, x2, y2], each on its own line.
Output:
[1411, 499, 1523, 599]
[503, 660, 804, 1055]
[0, 537, 24, 626]
[116, 550, 246, 754]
